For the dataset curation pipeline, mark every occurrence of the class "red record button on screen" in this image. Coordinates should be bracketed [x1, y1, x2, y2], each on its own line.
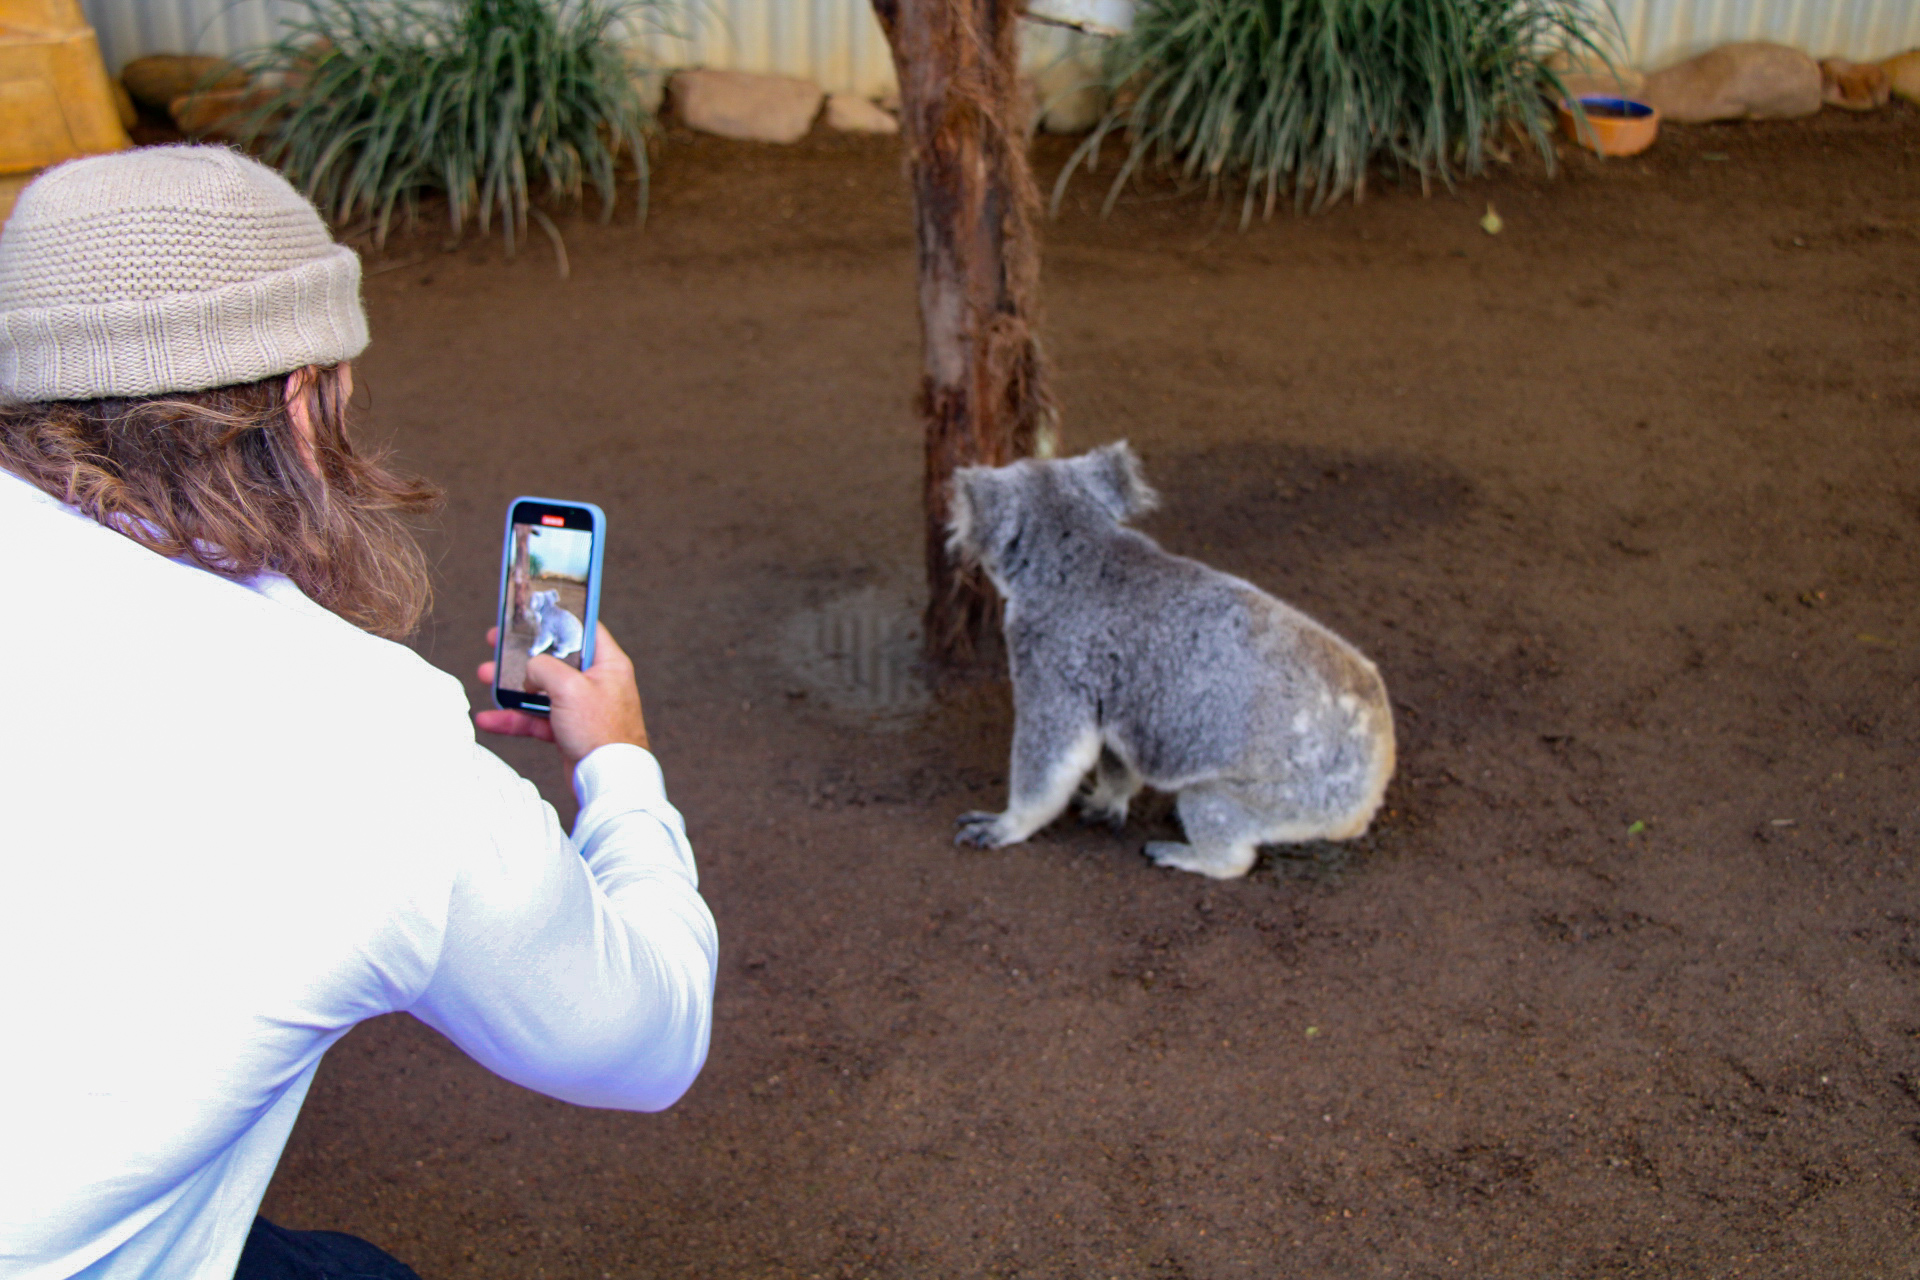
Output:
[540, 514, 566, 526]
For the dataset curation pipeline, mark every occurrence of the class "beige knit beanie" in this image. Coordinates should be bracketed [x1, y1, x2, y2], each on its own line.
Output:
[0, 145, 368, 403]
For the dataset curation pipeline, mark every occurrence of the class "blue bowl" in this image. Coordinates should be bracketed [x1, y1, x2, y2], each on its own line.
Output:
[1573, 96, 1656, 120]
[1557, 94, 1660, 155]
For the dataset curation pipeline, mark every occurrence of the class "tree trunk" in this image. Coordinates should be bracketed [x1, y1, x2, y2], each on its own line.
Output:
[510, 524, 531, 623]
[872, 0, 1055, 672]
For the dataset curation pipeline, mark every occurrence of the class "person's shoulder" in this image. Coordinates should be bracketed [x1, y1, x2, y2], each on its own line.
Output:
[1, 467, 470, 734]
[240, 570, 461, 699]
[253, 572, 471, 726]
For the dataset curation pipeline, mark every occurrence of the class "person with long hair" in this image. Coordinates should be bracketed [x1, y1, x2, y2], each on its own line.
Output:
[0, 146, 717, 1280]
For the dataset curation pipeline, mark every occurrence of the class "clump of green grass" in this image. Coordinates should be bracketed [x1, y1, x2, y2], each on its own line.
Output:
[1057, 0, 1622, 221]
[231, 0, 664, 249]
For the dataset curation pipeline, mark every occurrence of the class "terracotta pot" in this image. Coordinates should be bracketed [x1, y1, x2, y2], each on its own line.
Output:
[1557, 95, 1659, 157]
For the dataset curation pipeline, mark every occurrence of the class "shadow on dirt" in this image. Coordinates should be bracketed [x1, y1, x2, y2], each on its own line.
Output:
[1139, 439, 1477, 558]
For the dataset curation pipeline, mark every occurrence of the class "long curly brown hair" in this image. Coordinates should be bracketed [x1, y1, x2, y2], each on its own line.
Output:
[0, 365, 441, 639]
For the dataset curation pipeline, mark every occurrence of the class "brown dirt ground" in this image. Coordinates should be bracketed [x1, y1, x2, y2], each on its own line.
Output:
[262, 107, 1920, 1279]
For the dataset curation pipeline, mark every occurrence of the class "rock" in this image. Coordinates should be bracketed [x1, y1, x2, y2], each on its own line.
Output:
[1877, 50, 1920, 105]
[1033, 51, 1108, 133]
[1641, 42, 1821, 124]
[630, 67, 666, 116]
[1556, 70, 1648, 100]
[109, 77, 136, 131]
[823, 93, 898, 134]
[854, 72, 1098, 135]
[1015, 77, 1041, 134]
[284, 39, 334, 92]
[1819, 58, 1889, 111]
[1542, 49, 1646, 100]
[121, 54, 245, 115]
[170, 86, 277, 140]
[669, 69, 822, 144]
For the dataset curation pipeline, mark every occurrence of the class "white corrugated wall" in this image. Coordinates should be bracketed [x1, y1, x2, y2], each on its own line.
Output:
[81, 0, 310, 72]
[1619, 0, 1920, 68]
[79, 0, 1920, 98]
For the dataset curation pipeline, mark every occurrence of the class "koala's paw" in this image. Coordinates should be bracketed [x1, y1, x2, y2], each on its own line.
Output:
[1145, 841, 1201, 873]
[1076, 796, 1128, 832]
[955, 811, 1017, 849]
[1145, 841, 1257, 880]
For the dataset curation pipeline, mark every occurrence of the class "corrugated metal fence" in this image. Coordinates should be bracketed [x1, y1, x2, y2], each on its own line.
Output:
[1621, 0, 1919, 69]
[79, 0, 1920, 99]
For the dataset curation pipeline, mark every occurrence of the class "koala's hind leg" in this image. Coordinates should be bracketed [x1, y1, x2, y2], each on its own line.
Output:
[1077, 747, 1142, 831]
[1144, 784, 1266, 880]
[956, 713, 1102, 850]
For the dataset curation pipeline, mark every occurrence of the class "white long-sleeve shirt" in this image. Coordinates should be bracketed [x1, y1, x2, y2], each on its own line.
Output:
[0, 471, 718, 1280]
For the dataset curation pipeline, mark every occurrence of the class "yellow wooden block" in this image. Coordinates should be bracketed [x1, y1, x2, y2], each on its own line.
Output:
[0, 0, 85, 36]
[0, 169, 30, 226]
[0, 0, 129, 175]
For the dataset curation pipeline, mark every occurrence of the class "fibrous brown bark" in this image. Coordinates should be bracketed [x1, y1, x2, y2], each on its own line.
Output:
[510, 524, 531, 622]
[872, 0, 1055, 671]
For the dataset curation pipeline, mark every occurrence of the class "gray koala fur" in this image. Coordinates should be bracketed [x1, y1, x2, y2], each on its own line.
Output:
[949, 441, 1395, 880]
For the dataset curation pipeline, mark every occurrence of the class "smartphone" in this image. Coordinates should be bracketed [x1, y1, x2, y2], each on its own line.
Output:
[493, 496, 606, 716]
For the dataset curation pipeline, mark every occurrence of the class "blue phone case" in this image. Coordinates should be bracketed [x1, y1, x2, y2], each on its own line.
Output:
[493, 495, 606, 714]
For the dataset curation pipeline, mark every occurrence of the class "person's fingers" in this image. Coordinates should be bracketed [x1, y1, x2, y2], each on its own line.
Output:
[524, 653, 585, 697]
[479, 623, 645, 769]
[474, 709, 555, 741]
[479, 628, 501, 682]
[587, 622, 631, 674]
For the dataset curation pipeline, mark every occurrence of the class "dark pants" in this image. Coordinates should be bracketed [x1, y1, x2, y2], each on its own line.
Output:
[234, 1216, 421, 1280]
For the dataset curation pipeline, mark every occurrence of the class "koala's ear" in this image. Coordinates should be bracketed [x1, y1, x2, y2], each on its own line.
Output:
[1075, 441, 1159, 523]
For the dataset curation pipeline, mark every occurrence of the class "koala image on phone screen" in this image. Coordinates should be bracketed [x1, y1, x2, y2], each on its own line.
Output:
[948, 441, 1396, 880]
[527, 589, 584, 662]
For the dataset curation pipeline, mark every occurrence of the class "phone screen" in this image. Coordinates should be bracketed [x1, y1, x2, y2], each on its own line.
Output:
[496, 500, 598, 712]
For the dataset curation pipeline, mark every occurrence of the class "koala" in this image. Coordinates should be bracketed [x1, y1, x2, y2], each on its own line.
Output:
[526, 589, 584, 662]
[949, 441, 1395, 880]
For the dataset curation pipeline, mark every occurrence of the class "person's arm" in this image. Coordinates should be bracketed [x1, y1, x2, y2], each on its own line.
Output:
[409, 625, 716, 1110]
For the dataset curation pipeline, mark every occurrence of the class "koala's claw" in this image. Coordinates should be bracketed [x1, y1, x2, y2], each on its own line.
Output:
[954, 811, 1010, 848]
[1145, 840, 1258, 880]
[1145, 841, 1192, 870]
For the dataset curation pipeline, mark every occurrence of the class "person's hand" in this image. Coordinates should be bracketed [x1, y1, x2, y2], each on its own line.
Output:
[476, 622, 650, 774]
